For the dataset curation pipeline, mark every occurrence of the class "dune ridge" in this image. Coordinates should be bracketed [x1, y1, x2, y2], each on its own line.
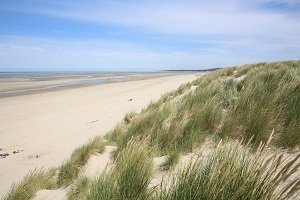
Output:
[2, 61, 300, 200]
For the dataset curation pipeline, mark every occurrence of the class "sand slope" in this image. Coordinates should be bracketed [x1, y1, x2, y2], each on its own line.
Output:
[0, 74, 199, 197]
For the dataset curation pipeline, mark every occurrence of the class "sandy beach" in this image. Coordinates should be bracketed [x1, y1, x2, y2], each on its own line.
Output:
[0, 73, 199, 197]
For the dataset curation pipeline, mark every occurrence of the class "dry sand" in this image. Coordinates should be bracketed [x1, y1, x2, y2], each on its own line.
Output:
[0, 73, 199, 197]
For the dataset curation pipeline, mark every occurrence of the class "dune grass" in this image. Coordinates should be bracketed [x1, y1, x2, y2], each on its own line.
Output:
[159, 141, 300, 200]
[160, 150, 181, 171]
[108, 103, 175, 156]
[67, 176, 91, 200]
[222, 61, 300, 147]
[145, 82, 192, 112]
[108, 68, 228, 156]
[2, 169, 56, 200]
[123, 111, 137, 125]
[107, 61, 300, 162]
[57, 136, 105, 187]
[87, 172, 117, 200]
[102, 61, 300, 199]
[87, 140, 154, 200]
[114, 140, 154, 199]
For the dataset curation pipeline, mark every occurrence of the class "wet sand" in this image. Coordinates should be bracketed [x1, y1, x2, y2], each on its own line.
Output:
[0, 72, 185, 97]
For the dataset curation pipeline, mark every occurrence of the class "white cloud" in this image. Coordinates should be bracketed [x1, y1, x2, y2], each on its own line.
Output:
[0, 0, 299, 70]
[0, 35, 299, 71]
[2, 0, 300, 37]
[3, 1, 297, 37]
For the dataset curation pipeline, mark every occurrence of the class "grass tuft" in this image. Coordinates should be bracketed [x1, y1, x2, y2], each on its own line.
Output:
[114, 140, 154, 200]
[160, 150, 181, 171]
[87, 140, 154, 200]
[68, 176, 91, 200]
[222, 61, 300, 147]
[159, 141, 300, 200]
[87, 172, 117, 200]
[2, 169, 56, 200]
[123, 111, 137, 125]
[57, 136, 105, 187]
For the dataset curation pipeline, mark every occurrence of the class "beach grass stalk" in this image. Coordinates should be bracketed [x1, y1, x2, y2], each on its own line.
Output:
[114, 140, 154, 200]
[222, 61, 300, 147]
[87, 140, 154, 200]
[57, 136, 105, 187]
[160, 150, 181, 171]
[159, 141, 300, 200]
[67, 176, 91, 200]
[87, 172, 117, 200]
[2, 169, 56, 200]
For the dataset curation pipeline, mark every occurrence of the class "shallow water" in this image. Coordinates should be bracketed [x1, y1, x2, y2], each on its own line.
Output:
[0, 79, 105, 94]
[0, 71, 188, 97]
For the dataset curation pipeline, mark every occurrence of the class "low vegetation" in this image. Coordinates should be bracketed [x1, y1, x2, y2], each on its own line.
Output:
[159, 141, 300, 200]
[87, 140, 153, 200]
[68, 176, 90, 200]
[86, 172, 117, 200]
[57, 136, 105, 187]
[160, 149, 181, 171]
[3, 60, 300, 200]
[223, 61, 300, 147]
[108, 61, 300, 160]
[3, 169, 56, 200]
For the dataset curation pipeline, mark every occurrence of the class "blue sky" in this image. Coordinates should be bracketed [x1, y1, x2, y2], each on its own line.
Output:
[0, 0, 299, 71]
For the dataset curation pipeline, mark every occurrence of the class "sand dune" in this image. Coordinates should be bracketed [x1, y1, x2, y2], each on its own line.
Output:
[0, 73, 199, 197]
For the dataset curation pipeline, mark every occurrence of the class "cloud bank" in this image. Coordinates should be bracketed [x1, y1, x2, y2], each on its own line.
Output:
[0, 0, 299, 71]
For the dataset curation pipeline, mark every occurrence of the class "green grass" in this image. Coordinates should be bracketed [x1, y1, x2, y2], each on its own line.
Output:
[87, 140, 154, 200]
[114, 140, 154, 200]
[159, 141, 300, 200]
[68, 176, 91, 200]
[123, 111, 137, 125]
[87, 172, 117, 200]
[222, 61, 300, 147]
[108, 78, 223, 155]
[57, 136, 105, 187]
[107, 60, 300, 156]
[2, 169, 56, 200]
[110, 103, 175, 156]
[160, 150, 181, 171]
[145, 82, 192, 112]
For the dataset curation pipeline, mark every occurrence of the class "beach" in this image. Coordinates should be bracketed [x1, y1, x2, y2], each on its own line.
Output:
[0, 72, 199, 197]
[0, 72, 184, 97]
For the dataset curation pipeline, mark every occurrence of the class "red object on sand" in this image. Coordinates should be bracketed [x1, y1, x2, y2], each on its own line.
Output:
[13, 150, 19, 154]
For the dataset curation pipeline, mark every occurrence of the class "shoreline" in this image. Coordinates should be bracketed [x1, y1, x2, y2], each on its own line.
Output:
[0, 73, 201, 197]
[0, 72, 195, 98]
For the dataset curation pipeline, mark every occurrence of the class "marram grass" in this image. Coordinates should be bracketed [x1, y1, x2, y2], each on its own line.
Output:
[2, 169, 56, 200]
[57, 136, 105, 187]
[87, 140, 154, 200]
[87, 172, 117, 200]
[159, 141, 300, 200]
[160, 149, 181, 171]
[222, 61, 300, 147]
[68, 176, 91, 200]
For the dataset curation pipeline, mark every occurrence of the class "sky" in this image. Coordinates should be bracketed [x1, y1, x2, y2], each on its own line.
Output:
[0, 0, 299, 71]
